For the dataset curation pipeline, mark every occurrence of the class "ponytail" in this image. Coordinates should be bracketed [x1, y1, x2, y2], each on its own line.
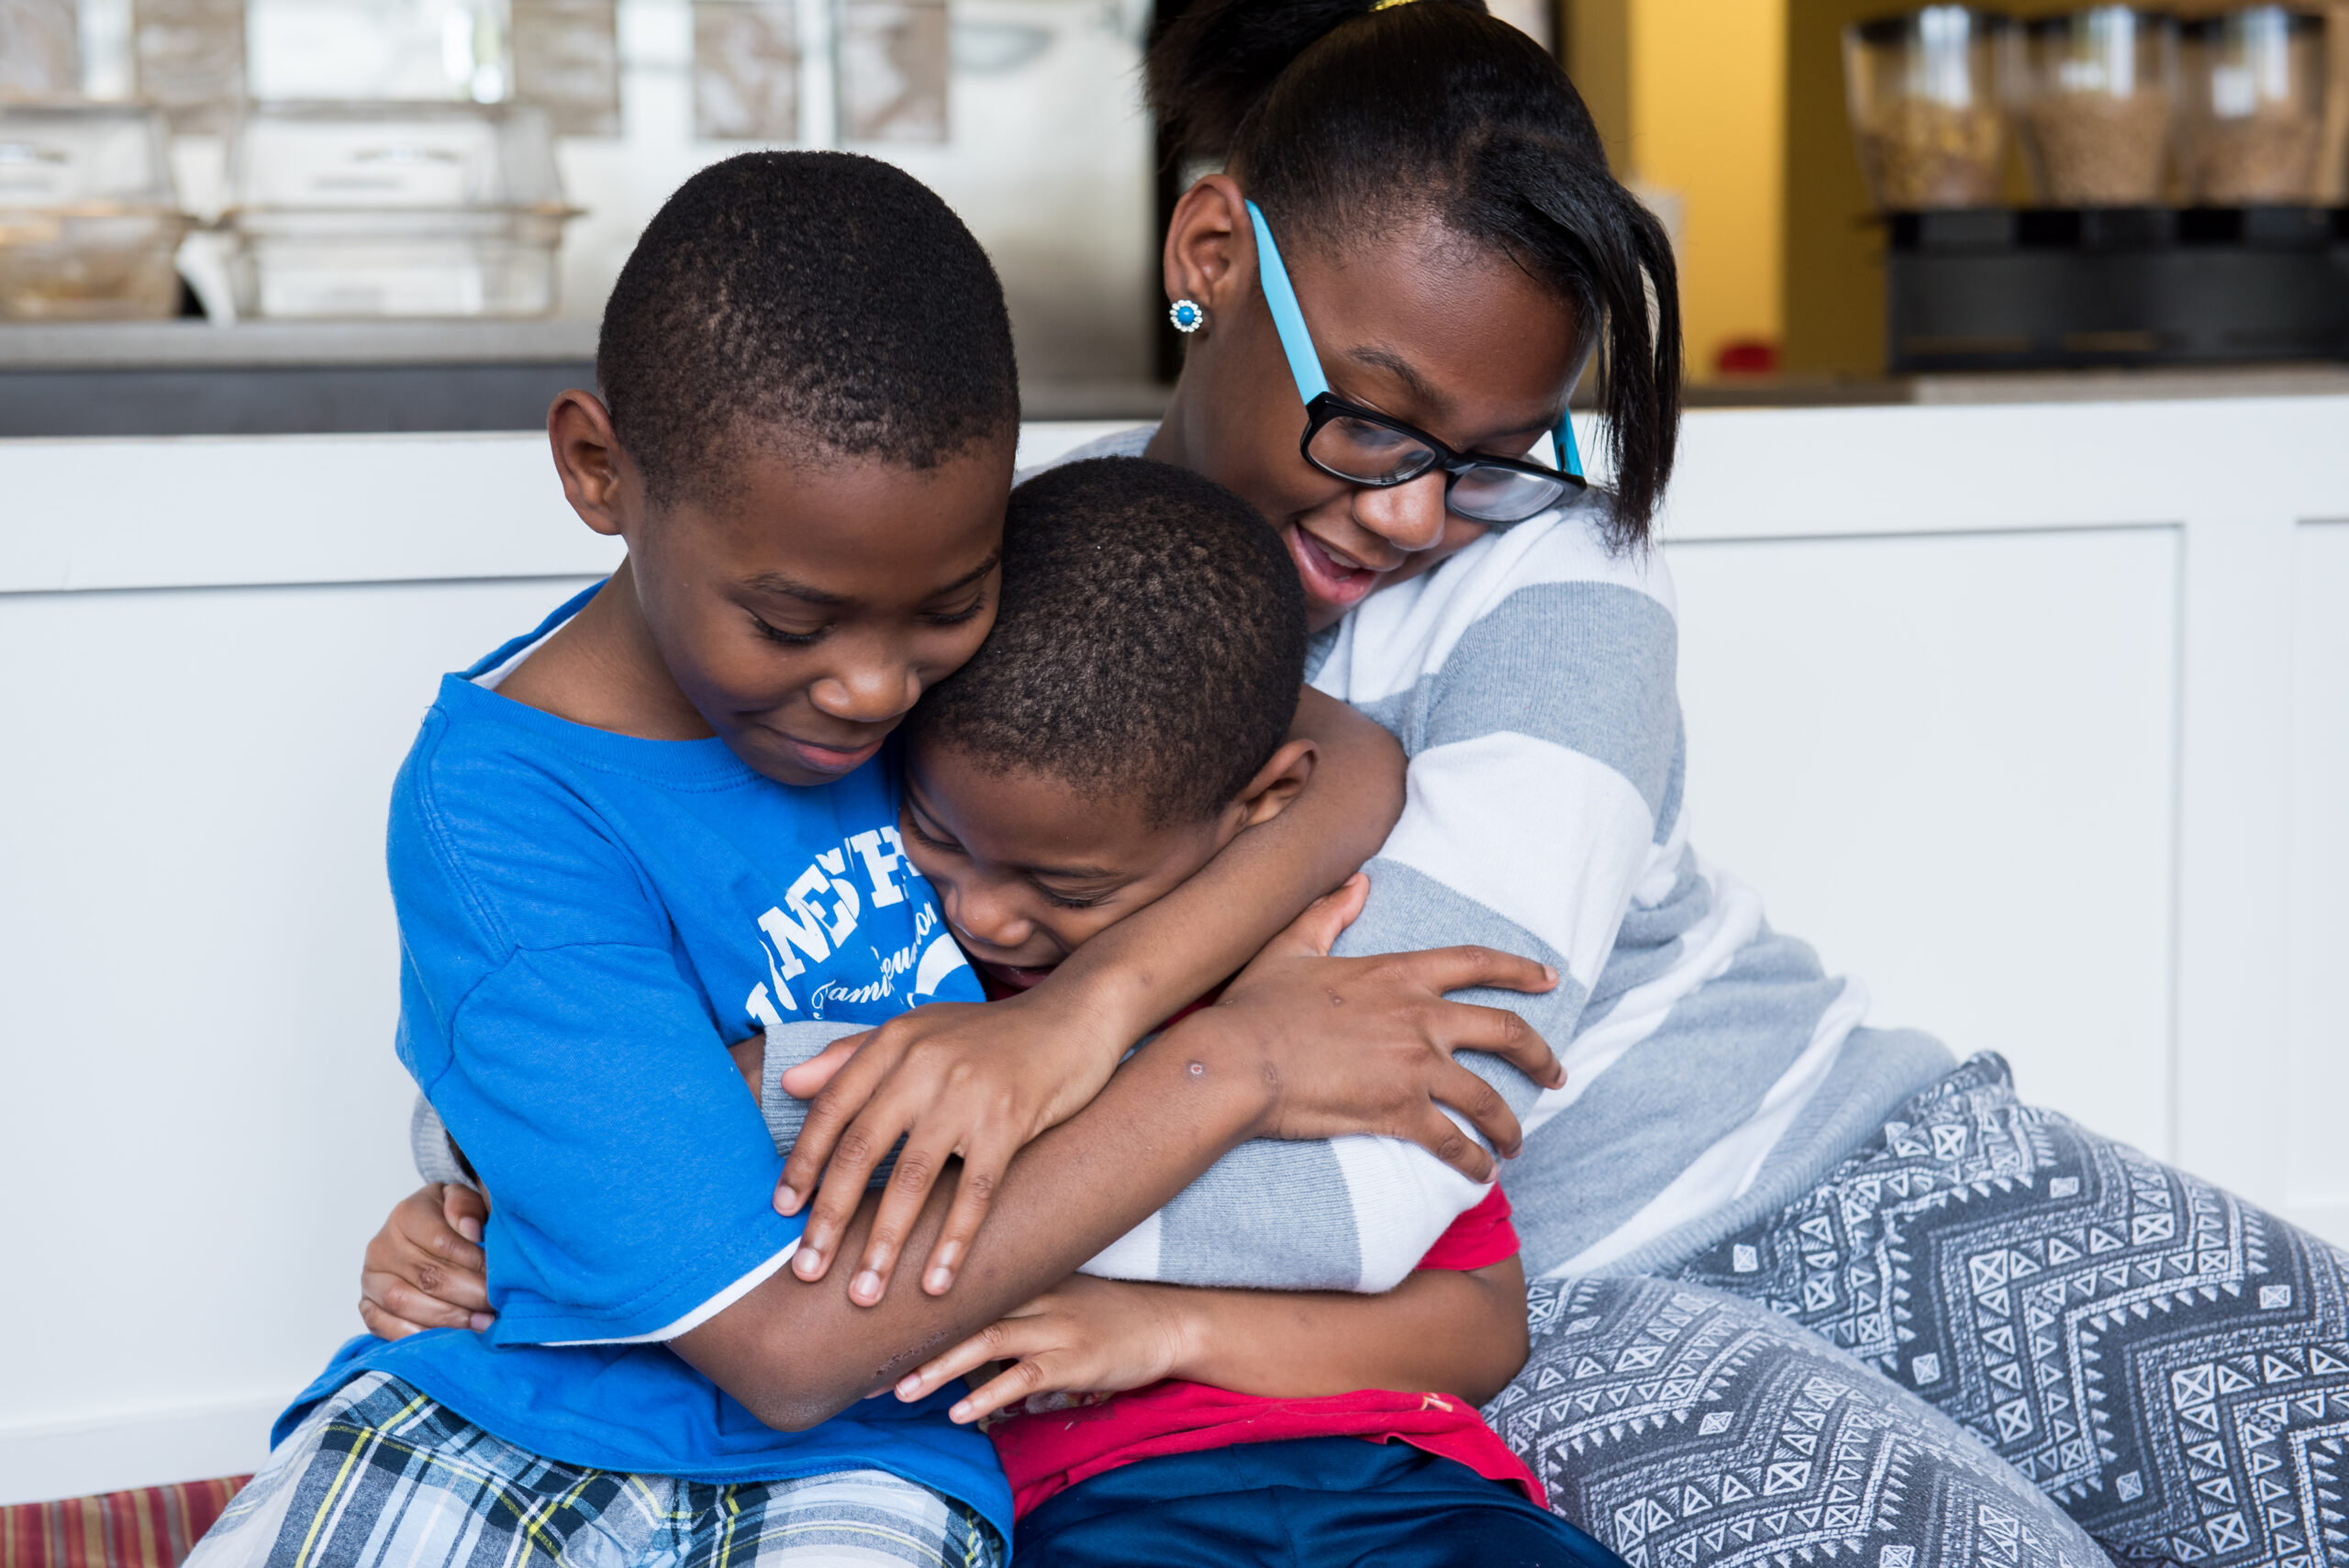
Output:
[1147, 0, 1682, 548]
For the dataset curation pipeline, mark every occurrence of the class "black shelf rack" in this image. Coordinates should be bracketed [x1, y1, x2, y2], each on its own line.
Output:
[1886, 206, 2349, 372]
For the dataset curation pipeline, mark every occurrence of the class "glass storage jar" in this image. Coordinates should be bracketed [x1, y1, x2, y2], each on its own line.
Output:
[2018, 7, 2177, 205]
[1845, 6, 2020, 209]
[0, 101, 189, 320]
[223, 101, 581, 317]
[2177, 6, 2328, 204]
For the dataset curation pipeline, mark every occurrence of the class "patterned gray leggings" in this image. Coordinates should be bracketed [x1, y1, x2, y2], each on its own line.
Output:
[1489, 1055, 2349, 1568]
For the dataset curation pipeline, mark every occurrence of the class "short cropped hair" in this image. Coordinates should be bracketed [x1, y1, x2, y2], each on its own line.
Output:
[597, 151, 1019, 502]
[905, 457, 1308, 827]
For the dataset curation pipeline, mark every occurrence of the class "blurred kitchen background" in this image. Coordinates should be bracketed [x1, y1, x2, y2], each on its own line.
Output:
[5, 0, 2343, 433]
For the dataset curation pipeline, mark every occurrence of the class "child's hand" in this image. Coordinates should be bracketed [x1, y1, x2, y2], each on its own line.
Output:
[1198, 873, 1565, 1176]
[358, 1184, 495, 1340]
[775, 987, 1122, 1307]
[889, 1274, 1196, 1424]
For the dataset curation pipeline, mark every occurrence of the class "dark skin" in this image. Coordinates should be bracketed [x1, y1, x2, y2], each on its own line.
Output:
[899, 1262, 1529, 1425]
[748, 192, 1590, 1299]
[1150, 174, 1588, 630]
[897, 740, 1319, 993]
[355, 179, 1599, 1386]
[520, 397, 1009, 780]
[368, 739, 1532, 1426]
[884, 747, 1528, 1424]
[502, 394, 1548, 1314]
[357, 396, 1566, 1426]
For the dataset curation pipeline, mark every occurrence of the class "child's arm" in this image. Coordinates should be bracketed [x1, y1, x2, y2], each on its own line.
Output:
[773, 690, 1441, 1302]
[359, 883, 1562, 1432]
[892, 1259, 1532, 1425]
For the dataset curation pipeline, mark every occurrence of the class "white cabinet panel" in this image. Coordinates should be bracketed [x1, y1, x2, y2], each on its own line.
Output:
[0, 576, 596, 1500]
[2288, 522, 2349, 1214]
[1664, 527, 2179, 1158]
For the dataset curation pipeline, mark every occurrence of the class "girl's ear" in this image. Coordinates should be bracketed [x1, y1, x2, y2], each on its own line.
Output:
[1163, 173, 1253, 325]
[1230, 737, 1319, 832]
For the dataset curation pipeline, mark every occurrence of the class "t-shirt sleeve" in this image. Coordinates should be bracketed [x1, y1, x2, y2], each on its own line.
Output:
[432, 942, 806, 1346]
[1412, 1185, 1519, 1273]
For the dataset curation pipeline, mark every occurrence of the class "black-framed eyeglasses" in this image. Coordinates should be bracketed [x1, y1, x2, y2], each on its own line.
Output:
[1246, 198, 1586, 528]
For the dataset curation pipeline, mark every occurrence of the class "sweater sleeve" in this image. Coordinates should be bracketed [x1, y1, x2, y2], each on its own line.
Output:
[410, 1094, 475, 1191]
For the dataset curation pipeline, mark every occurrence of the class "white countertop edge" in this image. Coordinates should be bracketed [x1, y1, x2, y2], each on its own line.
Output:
[5, 401, 2346, 597]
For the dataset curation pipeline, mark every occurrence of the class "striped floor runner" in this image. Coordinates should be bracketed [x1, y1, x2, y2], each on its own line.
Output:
[0, 1478, 248, 1568]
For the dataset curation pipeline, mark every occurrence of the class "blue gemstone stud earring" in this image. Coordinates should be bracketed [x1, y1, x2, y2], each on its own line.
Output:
[1168, 298, 1206, 334]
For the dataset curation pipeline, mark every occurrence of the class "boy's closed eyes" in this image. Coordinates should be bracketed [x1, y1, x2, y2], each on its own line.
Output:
[897, 738, 1315, 995]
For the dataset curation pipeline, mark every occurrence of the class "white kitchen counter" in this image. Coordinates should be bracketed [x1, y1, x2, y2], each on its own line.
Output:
[3, 395, 2345, 1503]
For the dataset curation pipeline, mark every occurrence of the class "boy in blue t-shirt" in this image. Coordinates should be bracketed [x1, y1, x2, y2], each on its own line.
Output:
[191, 151, 1542, 1568]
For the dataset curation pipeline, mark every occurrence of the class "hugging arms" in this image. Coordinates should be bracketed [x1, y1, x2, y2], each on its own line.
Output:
[364, 462, 1573, 1430]
[370, 674, 1560, 1431]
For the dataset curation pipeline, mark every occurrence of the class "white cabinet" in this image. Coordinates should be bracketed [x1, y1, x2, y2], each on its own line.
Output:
[2288, 521, 2349, 1239]
[0, 575, 599, 1501]
[1668, 526, 2180, 1159]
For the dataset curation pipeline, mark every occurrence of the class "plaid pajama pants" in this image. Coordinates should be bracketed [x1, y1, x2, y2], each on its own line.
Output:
[184, 1373, 1003, 1568]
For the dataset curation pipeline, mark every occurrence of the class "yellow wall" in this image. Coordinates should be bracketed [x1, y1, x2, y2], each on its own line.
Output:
[1624, 0, 1787, 380]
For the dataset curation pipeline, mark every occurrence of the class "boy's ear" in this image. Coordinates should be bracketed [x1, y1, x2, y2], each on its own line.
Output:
[1230, 738, 1318, 832]
[548, 390, 640, 540]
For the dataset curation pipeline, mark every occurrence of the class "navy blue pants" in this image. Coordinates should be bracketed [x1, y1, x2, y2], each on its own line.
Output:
[1014, 1436, 1627, 1568]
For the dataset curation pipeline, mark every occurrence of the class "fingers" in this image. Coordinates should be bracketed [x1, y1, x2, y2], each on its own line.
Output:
[1427, 1056, 1524, 1162]
[917, 1134, 1014, 1296]
[440, 1183, 488, 1244]
[841, 1128, 959, 1306]
[402, 1195, 487, 1278]
[385, 1234, 492, 1313]
[361, 1270, 486, 1332]
[774, 1029, 890, 1221]
[948, 1354, 1076, 1425]
[1426, 997, 1564, 1091]
[788, 1094, 908, 1285]
[1406, 1099, 1502, 1183]
[411, 1245, 494, 1312]
[358, 1296, 433, 1342]
[776, 1031, 865, 1101]
[893, 1327, 1008, 1405]
[1254, 873, 1369, 965]
[1397, 943, 1562, 1001]
[377, 1192, 492, 1315]
[895, 1293, 1057, 1395]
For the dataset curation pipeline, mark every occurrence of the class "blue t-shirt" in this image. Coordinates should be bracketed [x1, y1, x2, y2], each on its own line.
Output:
[280, 586, 1007, 1534]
